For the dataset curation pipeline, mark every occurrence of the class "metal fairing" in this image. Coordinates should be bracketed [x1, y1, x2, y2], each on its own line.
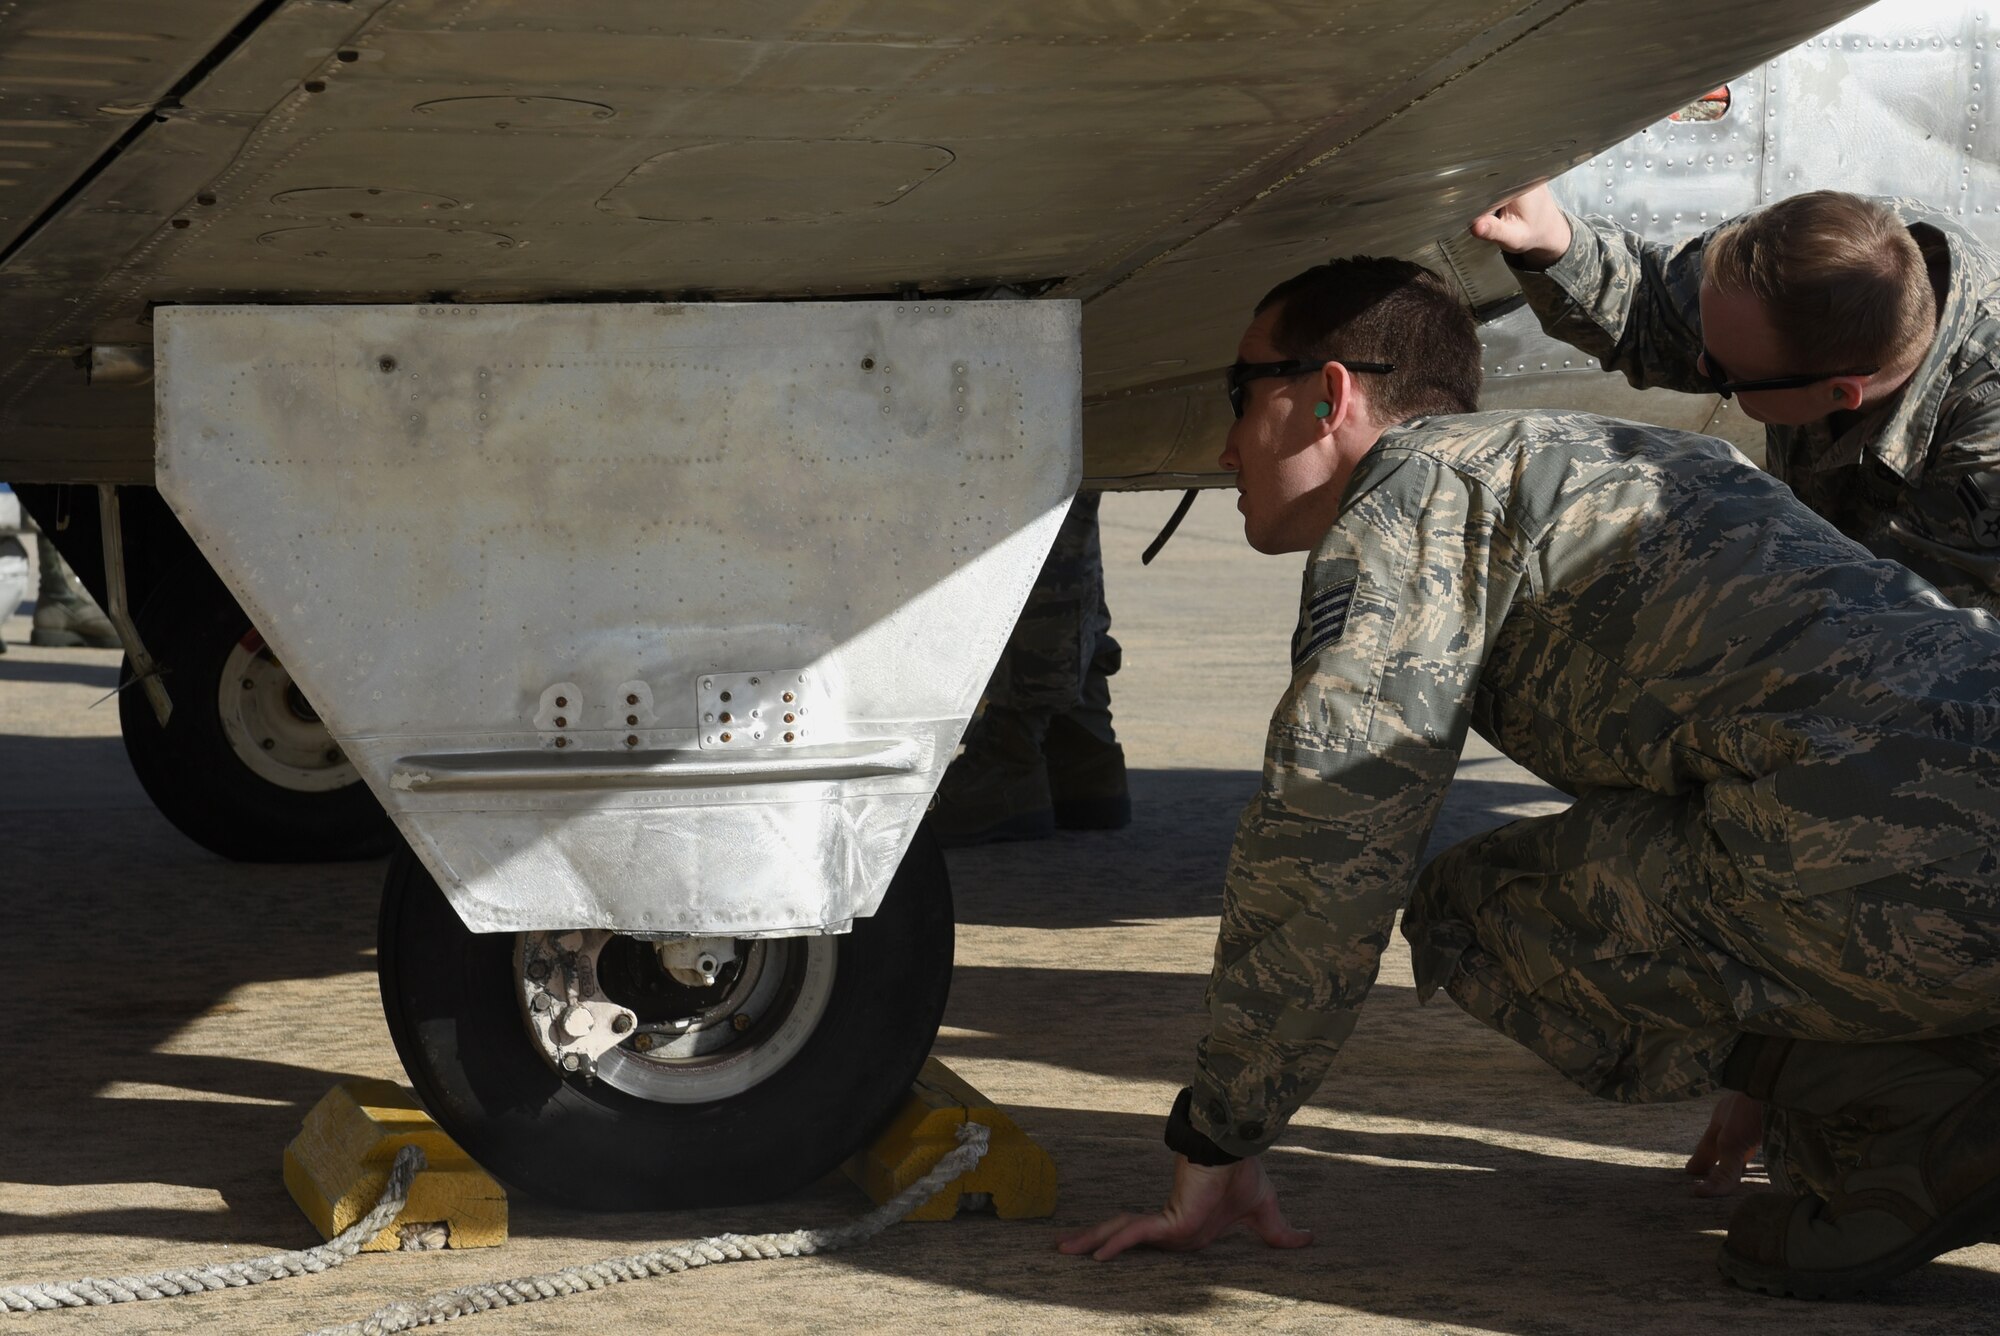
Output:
[154, 301, 1081, 934]
[1478, 0, 2000, 459]
[0, 0, 1871, 486]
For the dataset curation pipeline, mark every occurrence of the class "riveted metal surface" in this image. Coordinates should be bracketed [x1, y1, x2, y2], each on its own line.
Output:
[1473, 63, 1769, 451]
[1762, 1, 2000, 218]
[155, 300, 1081, 935]
[698, 670, 815, 750]
[0, 0, 268, 254]
[1075, 0, 1869, 482]
[0, 0, 1867, 484]
[1475, 0, 2000, 461]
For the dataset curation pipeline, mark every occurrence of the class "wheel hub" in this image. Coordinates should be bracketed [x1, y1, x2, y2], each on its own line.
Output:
[517, 929, 836, 1103]
[216, 634, 358, 792]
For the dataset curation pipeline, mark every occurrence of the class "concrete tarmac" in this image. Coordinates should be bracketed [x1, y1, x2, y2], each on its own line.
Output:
[1, 493, 1995, 1333]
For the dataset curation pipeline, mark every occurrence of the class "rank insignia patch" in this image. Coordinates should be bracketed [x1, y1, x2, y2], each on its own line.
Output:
[1958, 475, 2000, 548]
[1292, 558, 1359, 668]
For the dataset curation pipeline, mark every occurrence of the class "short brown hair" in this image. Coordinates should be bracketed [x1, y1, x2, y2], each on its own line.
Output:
[1255, 257, 1481, 424]
[1704, 191, 1936, 372]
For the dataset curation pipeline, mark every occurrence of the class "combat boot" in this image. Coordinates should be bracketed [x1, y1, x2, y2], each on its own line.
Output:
[1718, 1035, 2000, 1299]
[31, 589, 118, 648]
[1043, 713, 1129, 831]
[1761, 1105, 1845, 1198]
[930, 705, 1055, 847]
[1042, 656, 1130, 831]
[30, 534, 118, 649]
[30, 588, 119, 648]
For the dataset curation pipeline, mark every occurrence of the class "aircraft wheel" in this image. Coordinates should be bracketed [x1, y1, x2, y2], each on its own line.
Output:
[377, 824, 955, 1210]
[118, 570, 392, 861]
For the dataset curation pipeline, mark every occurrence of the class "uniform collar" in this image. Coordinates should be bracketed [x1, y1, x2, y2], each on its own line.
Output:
[1827, 208, 1988, 480]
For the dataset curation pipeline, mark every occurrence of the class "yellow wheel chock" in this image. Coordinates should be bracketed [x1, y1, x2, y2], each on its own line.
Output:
[843, 1058, 1057, 1221]
[283, 1079, 506, 1250]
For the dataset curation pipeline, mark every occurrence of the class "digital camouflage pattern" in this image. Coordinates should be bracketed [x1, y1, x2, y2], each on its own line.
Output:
[1512, 200, 2000, 614]
[933, 490, 1122, 841]
[1190, 409, 2000, 1158]
[985, 490, 1121, 733]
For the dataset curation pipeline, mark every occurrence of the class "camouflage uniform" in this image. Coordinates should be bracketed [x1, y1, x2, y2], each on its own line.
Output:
[1189, 409, 2000, 1158]
[1512, 200, 2000, 614]
[932, 491, 1125, 844]
[984, 490, 1121, 727]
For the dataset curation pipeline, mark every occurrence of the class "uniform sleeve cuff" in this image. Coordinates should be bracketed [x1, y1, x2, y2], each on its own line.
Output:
[1507, 208, 1602, 298]
[1181, 1076, 1287, 1158]
[1165, 1087, 1243, 1165]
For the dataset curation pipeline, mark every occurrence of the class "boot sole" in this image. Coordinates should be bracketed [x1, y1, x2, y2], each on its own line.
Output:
[1718, 1176, 2000, 1299]
[29, 629, 91, 648]
[1052, 793, 1130, 831]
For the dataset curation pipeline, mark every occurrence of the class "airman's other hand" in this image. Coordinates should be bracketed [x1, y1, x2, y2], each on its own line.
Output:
[1469, 183, 1572, 270]
[1056, 1155, 1312, 1261]
[1684, 1091, 1764, 1197]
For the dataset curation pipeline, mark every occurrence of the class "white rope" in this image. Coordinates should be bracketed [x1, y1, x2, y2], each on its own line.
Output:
[0, 1120, 990, 1330]
[0, 1145, 429, 1313]
[307, 1121, 991, 1336]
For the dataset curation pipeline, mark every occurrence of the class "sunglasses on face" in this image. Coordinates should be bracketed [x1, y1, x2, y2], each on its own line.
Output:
[1697, 348, 1877, 400]
[1225, 358, 1395, 419]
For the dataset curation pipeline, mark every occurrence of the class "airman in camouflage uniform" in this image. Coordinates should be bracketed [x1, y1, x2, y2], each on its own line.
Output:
[1496, 189, 2000, 613]
[1064, 257, 2000, 1295]
[1195, 409, 2000, 1142]
[1478, 185, 2000, 1200]
[931, 491, 1129, 846]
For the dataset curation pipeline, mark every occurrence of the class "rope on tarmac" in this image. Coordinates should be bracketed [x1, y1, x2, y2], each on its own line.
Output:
[0, 1145, 429, 1313]
[307, 1120, 991, 1336]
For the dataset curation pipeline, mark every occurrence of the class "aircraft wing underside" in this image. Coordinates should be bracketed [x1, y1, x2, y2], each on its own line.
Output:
[0, 0, 1868, 486]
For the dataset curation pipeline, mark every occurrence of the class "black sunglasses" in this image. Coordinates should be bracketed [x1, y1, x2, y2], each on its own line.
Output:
[1226, 358, 1395, 419]
[1698, 349, 1877, 400]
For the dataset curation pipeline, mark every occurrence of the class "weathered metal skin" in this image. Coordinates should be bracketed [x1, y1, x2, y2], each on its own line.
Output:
[155, 300, 1081, 934]
[0, 0, 1868, 485]
[0, 0, 1898, 941]
[1477, 0, 2000, 461]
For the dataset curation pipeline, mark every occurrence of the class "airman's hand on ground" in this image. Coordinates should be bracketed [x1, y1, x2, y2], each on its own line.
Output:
[1684, 1091, 1764, 1197]
[1057, 1155, 1312, 1261]
[1469, 183, 1573, 270]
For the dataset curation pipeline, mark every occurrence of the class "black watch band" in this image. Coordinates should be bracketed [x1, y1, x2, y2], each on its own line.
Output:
[1164, 1087, 1243, 1166]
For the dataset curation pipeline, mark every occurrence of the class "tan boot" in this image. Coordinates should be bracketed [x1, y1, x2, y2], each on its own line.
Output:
[1719, 1037, 2000, 1299]
[30, 533, 118, 649]
[30, 589, 119, 649]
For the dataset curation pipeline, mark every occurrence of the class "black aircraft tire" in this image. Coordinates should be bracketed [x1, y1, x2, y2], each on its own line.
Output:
[378, 825, 955, 1211]
[117, 571, 392, 863]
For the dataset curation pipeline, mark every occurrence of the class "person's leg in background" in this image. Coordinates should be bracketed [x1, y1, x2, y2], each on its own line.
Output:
[933, 491, 1128, 847]
[30, 529, 118, 649]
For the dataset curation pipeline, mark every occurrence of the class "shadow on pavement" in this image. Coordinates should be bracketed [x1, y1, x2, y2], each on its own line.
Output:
[4, 748, 1996, 1332]
[815, 1104, 2000, 1332]
[950, 767, 1568, 930]
[0, 733, 150, 810]
[490, 1100, 2000, 1334]
[0, 807, 385, 1243]
[935, 960, 1736, 1163]
[0, 653, 121, 691]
